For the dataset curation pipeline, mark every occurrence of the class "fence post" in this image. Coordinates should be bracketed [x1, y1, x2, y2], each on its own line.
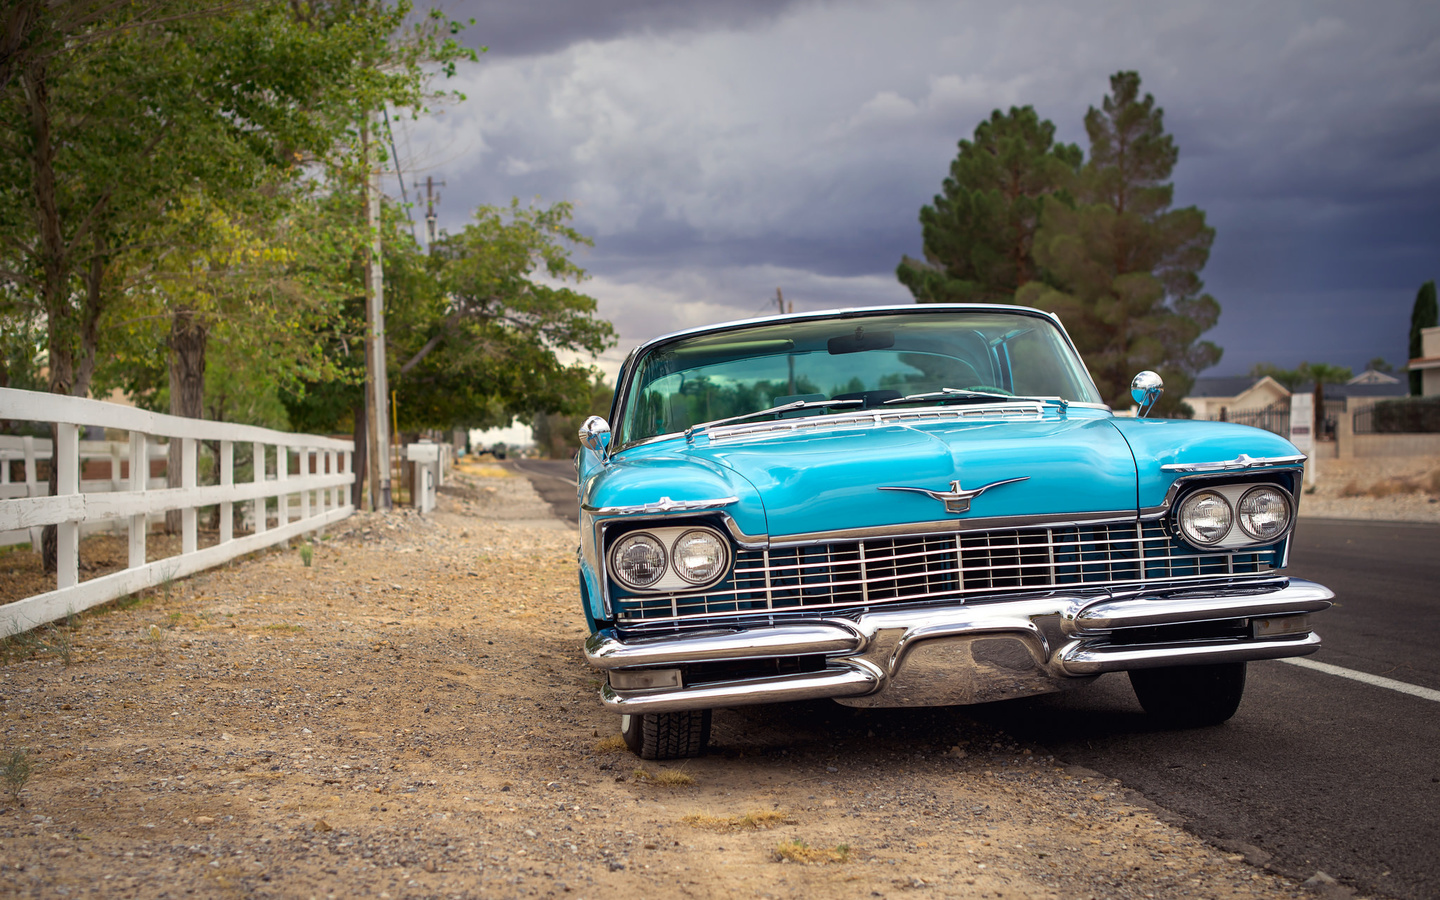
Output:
[56, 423, 79, 590]
[300, 447, 312, 521]
[23, 435, 40, 549]
[220, 440, 233, 543]
[342, 450, 352, 509]
[129, 432, 147, 569]
[276, 445, 289, 527]
[253, 442, 267, 535]
[110, 442, 123, 491]
[181, 437, 197, 555]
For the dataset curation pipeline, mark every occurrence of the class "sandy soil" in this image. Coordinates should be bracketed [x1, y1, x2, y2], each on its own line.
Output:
[0, 465, 1351, 899]
[1297, 457, 1440, 523]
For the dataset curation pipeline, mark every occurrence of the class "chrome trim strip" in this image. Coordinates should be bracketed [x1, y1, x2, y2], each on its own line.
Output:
[772, 510, 1139, 546]
[1069, 578, 1333, 634]
[1056, 631, 1321, 675]
[1141, 468, 1305, 519]
[1161, 453, 1308, 473]
[600, 662, 880, 713]
[584, 495, 738, 516]
[585, 622, 864, 670]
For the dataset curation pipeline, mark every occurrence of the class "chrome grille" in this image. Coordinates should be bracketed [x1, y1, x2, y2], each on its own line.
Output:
[612, 520, 1282, 623]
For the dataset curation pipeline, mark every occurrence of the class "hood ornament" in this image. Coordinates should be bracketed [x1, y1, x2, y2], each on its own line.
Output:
[878, 477, 1029, 514]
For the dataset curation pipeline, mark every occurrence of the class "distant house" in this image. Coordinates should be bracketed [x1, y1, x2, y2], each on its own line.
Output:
[1411, 325, 1440, 396]
[1346, 369, 1401, 385]
[1183, 375, 1289, 422]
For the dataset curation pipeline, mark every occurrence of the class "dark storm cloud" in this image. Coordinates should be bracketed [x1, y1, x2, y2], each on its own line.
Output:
[395, 0, 1440, 378]
[439, 0, 811, 57]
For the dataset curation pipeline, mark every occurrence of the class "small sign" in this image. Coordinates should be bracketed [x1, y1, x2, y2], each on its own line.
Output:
[1289, 394, 1314, 453]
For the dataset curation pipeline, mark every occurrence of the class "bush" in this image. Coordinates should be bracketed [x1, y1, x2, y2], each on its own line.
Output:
[1371, 397, 1440, 433]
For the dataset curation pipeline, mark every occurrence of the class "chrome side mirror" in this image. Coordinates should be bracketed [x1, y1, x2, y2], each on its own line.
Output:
[578, 416, 611, 461]
[1130, 371, 1164, 418]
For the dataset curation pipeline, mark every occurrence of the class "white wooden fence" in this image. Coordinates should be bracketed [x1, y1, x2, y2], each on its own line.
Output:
[0, 387, 354, 638]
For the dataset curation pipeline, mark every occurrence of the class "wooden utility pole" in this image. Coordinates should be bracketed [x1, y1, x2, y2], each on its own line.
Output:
[362, 119, 392, 511]
[414, 175, 446, 250]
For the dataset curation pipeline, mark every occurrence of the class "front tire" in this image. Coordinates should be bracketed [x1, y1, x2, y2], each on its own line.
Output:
[619, 710, 712, 759]
[1128, 662, 1247, 727]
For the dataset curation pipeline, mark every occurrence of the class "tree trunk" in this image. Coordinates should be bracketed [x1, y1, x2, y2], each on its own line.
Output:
[350, 402, 367, 509]
[165, 307, 206, 533]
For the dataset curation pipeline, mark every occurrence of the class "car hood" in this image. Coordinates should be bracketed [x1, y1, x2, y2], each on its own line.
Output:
[672, 411, 1139, 539]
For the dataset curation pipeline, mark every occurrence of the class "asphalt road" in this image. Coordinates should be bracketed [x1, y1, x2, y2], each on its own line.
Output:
[507, 458, 582, 523]
[509, 460, 1439, 900]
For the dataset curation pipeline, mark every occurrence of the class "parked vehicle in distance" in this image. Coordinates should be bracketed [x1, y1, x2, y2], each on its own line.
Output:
[574, 305, 1332, 758]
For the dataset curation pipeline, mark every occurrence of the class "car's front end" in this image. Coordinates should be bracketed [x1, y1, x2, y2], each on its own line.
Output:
[575, 305, 1332, 757]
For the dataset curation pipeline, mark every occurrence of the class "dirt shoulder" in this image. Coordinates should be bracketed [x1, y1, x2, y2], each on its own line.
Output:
[0, 466, 1347, 899]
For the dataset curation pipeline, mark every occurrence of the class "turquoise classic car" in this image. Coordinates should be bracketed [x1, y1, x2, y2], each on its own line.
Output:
[575, 305, 1332, 759]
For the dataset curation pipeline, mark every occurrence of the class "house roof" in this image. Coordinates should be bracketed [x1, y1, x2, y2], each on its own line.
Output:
[1296, 381, 1408, 398]
[1188, 376, 1260, 398]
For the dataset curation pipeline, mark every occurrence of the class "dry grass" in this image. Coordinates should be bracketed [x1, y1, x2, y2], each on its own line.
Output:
[1339, 468, 1440, 499]
[594, 734, 628, 753]
[632, 767, 695, 787]
[683, 809, 792, 831]
[774, 839, 850, 864]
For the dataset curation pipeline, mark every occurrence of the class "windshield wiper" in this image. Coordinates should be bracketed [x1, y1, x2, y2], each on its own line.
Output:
[884, 388, 1014, 405]
[684, 398, 864, 441]
[884, 388, 1070, 411]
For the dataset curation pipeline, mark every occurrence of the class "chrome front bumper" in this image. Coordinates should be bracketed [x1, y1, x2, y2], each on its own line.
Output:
[585, 578, 1333, 714]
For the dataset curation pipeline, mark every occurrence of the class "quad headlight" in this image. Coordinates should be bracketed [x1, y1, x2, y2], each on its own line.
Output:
[609, 533, 667, 589]
[1237, 485, 1292, 540]
[1173, 482, 1294, 549]
[1177, 490, 1233, 546]
[607, 525, 732, 592]
[672, 529, 730, 585]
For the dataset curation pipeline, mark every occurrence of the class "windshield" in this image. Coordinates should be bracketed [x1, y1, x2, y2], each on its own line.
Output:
[615, 310, 1101, 445]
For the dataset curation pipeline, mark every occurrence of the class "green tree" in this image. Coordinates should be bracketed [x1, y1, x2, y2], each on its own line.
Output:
[1410, 280, 1437, 395]
[284, 198, 616, 491]
[898, 106, 1081, 303]
[1018, 72, 1220, 415]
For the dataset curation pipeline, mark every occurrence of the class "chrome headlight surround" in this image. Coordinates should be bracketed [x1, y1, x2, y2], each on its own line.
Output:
[603, 522, 734, 593]
[1170, 479, 1297, 550]
[608, 532, 667, 590]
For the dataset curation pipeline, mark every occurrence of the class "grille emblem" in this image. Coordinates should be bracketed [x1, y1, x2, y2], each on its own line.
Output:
[878, 477, 1029, 513]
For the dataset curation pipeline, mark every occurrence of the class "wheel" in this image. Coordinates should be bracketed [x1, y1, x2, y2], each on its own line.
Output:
[619, 710, 712, 759]
[1128, 662, 1247, 727]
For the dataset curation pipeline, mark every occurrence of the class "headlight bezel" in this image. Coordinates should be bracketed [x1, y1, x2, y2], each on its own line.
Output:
[1169, 477, 1297, 550]
[603, 521, 733, 593]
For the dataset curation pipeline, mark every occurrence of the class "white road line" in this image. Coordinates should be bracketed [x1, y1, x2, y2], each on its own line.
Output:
[1280, 657, 1440, 703]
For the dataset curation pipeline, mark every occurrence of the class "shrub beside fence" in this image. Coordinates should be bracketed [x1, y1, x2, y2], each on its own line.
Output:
[1354, 397, 1440, 434]
[0, 388, 354, 638]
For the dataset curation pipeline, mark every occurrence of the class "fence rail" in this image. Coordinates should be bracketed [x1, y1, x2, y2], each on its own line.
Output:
[0, 388, 355, 638]
[1212, 402, 1292, 438]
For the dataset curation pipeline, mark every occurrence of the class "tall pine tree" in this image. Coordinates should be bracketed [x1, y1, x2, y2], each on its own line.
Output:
[1410, 280, 1437, 396]
[898, 106, 1080, 303]
[1018, 72, 1220, 414]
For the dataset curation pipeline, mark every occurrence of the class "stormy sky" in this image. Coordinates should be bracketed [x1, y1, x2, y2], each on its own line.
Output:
[389, 0, 1440, 384]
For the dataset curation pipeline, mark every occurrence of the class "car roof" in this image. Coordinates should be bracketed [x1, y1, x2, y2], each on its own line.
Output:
[622, 303, 1069, 364]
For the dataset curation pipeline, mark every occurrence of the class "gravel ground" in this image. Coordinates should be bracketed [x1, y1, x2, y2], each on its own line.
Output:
[0, 464, 1356, 899]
